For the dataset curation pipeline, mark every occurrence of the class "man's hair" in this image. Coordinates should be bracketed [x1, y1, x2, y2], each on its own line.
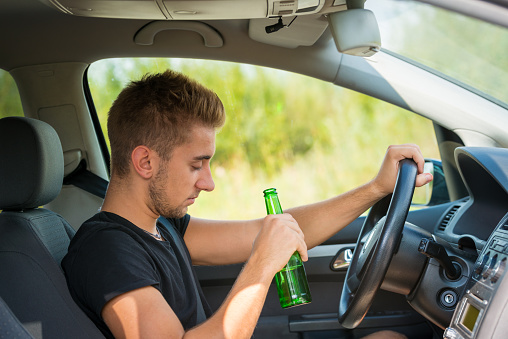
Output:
[107, 70, 225, 177]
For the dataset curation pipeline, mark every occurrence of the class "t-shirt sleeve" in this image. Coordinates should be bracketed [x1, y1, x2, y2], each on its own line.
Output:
[166, 214, 191, 236]
[66, 227, 160, 317]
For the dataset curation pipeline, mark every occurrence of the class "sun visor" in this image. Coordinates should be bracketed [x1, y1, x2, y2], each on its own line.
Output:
[327, 9, 381, 57]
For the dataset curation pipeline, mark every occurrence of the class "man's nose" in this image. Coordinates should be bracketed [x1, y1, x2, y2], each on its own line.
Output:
[196, 166, 215, 192]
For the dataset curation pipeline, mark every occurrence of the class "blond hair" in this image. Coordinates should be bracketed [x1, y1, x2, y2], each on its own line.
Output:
[107, 70, 225, 177]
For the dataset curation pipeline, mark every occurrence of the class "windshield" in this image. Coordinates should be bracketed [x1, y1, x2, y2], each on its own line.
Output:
[366, 0, 508, 106]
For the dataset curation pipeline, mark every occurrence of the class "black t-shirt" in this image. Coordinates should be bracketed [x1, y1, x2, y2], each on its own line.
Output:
[62, 211, 212, 338]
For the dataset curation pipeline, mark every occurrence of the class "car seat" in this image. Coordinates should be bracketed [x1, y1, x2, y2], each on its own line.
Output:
[0, 296, 34, 338]
[0, 117, 105, 338]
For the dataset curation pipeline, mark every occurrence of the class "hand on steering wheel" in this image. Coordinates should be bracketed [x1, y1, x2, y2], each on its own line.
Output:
[338, 159, 418, 328]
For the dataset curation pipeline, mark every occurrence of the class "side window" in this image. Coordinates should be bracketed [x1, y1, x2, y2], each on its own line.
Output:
[88, 58, 440, 219]
[0, 69, 23, 118]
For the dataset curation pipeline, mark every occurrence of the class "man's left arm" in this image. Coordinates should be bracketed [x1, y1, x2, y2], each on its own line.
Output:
[185, 144, 433, 266]
[288, 144, 433, 248]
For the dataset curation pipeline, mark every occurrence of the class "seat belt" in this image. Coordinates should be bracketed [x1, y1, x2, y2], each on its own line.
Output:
[63, 160, 108, 199]
[158, 217, 207, 324]
[63, 164, 207, 324]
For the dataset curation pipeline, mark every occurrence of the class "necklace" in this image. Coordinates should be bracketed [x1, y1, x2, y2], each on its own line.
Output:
[142, 226, 162, 240]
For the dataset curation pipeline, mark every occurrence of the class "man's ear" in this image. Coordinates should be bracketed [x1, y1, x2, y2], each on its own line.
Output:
[131, 146, 154, 179]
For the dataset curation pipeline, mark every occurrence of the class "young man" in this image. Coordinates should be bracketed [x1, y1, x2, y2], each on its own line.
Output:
[62, 70, 433, 339]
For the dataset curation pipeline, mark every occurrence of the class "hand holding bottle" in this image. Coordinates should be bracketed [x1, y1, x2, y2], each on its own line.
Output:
[250, 213, 308, 274]
[263, 188, 312, 308]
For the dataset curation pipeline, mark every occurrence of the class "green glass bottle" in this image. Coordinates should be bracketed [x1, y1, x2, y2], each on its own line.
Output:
[263, 188, 312, 308]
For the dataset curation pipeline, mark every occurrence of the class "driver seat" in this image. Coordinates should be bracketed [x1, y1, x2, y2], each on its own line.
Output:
[0, 117, 104, 338]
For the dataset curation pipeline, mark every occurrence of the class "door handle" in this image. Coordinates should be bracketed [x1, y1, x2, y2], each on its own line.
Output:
[331, 248, 353, 271]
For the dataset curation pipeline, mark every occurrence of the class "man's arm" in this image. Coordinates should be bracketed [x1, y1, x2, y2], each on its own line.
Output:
[185, 144, 433, 266]
[289, 144, 433, 247]
[186, 184, 377, 266]
[102, 214, 307, 339]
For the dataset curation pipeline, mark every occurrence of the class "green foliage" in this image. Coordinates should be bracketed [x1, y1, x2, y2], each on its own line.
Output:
[0, 70, 23, 119]
[89, 59, 335, 176]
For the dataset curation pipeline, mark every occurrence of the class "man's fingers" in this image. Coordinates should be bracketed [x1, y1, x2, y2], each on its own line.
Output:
[297, 242, 309, 262]
[283, 216, 308, 261]
[266, 213, 304, 238]
[284, 214, 305, 239]
[263, 214, 307, 261]
[390, 144, 423, 165]
[387, 144, 426, 174]
[280, 214, 308, 261]
[415, 172, 433, 187]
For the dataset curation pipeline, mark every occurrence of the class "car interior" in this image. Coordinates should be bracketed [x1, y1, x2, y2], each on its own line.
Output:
[1, 0, 508, 338]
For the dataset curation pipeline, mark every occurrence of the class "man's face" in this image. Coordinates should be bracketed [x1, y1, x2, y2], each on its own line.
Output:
[148, 124, 216, 219]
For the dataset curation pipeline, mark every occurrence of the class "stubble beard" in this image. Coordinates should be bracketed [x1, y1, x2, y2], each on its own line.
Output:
[148, 163, 187, 219]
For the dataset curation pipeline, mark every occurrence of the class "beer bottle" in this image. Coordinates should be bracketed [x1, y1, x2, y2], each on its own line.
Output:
[263, 188, 312, 308]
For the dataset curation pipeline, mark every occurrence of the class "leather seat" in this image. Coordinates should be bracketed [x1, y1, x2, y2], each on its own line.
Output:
[0, 117, 104, 338]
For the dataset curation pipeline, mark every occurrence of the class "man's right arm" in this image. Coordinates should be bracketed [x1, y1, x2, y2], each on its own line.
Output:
[102, 213, 306, 339]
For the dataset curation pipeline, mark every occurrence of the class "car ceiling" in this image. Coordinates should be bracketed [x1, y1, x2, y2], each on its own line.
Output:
[0, 0, 342, 82]
[3, 0, 508, 70]
[2, 0, 507, 74]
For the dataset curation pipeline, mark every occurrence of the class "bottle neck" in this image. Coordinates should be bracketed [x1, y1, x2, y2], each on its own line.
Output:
[265, 194, 283, 214]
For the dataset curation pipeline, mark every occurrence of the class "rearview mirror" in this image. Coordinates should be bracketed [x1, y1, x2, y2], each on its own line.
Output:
[327, 9, 381, 57]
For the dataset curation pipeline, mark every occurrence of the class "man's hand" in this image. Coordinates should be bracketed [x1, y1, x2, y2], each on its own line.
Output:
[249, 213, 307, 277]
[371, 144, 433, 197]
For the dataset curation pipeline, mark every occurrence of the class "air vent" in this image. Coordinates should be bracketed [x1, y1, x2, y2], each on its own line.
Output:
[438, 205, 461, 232]
[500, 219, 508, 231]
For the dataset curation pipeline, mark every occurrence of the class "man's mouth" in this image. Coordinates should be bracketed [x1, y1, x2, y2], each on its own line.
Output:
[187, 195, 199, 204]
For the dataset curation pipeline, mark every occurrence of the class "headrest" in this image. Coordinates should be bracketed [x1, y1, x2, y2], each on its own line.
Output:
[0, 117, 64, 210]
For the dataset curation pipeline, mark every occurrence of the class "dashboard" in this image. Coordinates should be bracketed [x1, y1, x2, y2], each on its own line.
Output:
[439, 147, 508, 338]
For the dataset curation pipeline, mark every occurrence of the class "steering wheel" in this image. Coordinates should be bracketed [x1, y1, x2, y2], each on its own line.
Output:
[338, 159, 418, 328]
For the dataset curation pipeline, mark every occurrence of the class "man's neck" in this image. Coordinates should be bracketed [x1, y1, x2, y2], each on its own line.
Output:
[101, 178, 159, 233]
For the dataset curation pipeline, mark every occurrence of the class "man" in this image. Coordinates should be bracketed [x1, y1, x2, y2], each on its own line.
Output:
[62, 70, 433, 339]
